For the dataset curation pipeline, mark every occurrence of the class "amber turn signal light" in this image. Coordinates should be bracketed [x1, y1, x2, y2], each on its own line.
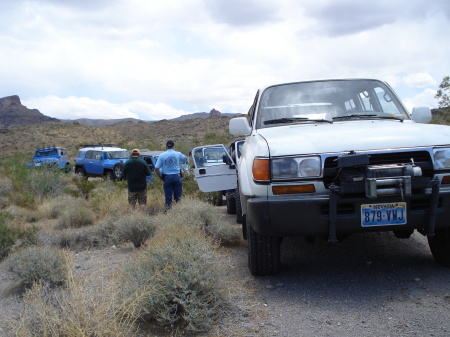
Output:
[252, 158, 270, 181]
[272, 184, 316, 195]
[441, 175, 450, 184]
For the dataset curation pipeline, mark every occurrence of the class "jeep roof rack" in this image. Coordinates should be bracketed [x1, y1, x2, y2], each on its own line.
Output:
[80, 143, 120, 148]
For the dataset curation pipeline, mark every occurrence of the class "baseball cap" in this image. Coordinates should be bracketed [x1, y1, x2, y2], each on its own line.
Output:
[166, 140, 174, 148]
[131, 149, 140, 157]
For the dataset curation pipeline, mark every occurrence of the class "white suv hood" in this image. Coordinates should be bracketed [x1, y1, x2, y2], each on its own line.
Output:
[257, 120, 450, 156]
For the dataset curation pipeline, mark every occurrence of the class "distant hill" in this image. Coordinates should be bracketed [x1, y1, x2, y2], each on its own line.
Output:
[0, 95, 59, 127]
[60, 117, 143, 127]
[0, 95, 240, 127]
[62, 109, 240, 126]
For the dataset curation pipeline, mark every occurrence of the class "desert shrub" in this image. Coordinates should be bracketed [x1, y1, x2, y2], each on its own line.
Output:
[169, 198, 241, 245]
[0, 218, 15, 260]
[83, 218, 120, 248]
[57, 206, 94, 229]
[27, 168, 68, 199]
[120, 225, 226, 332]
[89, 182, 128, 218]
[115, 214, 157, 248]
[37, 195, 80, 219]
[5, 246, 68, 288]
[13, 268, 137, 336]
[70, 176, 99, 200]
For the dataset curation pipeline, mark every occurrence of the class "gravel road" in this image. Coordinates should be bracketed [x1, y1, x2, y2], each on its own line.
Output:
[228, 210, 450, 337]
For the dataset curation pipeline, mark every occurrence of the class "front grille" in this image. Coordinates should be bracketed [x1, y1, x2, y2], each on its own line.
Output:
[324, 151, 432, 169]
[323, 150, 433, 189]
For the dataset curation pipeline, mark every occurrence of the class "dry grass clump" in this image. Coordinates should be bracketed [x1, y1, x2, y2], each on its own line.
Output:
[5, 246, 69, 288]
[12, 262, 137, 337]
[114, 214, 157, 248]
[120, 224, 227, 332]
[169, 198, 241, 245]
[57, 206, 94, 229]
[37, 195, 81, 220]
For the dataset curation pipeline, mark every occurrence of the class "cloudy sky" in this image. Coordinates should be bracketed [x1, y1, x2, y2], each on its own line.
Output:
[1, 0, 449, 121]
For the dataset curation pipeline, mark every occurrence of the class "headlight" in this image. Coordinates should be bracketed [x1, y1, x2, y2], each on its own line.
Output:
[434, 148, 450, 169]
[272, 156, 321, 180]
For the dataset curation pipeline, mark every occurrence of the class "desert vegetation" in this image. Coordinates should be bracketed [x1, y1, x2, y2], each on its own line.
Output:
[0, 117, 245, 336]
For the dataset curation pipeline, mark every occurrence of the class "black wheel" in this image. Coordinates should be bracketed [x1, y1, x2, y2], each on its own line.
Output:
[64, 163, 72, 173]
[235, 188, 243, 224]
[226, 193, 236, 214]
[112, 163, 124, 180]
[76, 167, 87, 179]
[428, 227, 450, 267]
[242, 214, 247, 240]
[247, 220, 281, 276]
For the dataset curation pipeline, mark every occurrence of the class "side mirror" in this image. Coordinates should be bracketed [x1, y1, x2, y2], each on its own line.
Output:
[229, 117, 251, 136]
[411, 107, 432, 123]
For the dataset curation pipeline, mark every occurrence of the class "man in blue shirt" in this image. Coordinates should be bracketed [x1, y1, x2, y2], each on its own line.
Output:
[155, 140, 187, 208]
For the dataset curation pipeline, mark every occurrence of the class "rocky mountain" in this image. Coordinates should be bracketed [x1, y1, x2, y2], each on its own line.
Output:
[0, 95, 59, 127]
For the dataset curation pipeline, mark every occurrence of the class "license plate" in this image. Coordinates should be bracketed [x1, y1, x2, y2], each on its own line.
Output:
[361, 202, 407, 227]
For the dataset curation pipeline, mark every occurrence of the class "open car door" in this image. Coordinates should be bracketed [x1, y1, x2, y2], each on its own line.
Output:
[191, 144, 237, 192]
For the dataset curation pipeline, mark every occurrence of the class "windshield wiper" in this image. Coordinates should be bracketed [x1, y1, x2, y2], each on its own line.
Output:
[264, 117, 333, 125]
[332, 114, 404, 122]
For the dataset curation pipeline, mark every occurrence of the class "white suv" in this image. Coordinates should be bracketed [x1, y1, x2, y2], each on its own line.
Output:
[192, 78, 450, 276]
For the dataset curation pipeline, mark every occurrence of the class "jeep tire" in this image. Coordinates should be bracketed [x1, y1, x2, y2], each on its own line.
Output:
[428, 227, 450, 267]
[112, 163, 124, 180]
[235, 187, 243, 224]
[76, 167, 87, 179]
[226, 193, 236, 214]
[247, 220, 281, 276]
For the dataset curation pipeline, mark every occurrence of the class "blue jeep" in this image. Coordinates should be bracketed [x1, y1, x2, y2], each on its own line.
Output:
[74, 144, 129, 180]
[27, 147, 71, 172]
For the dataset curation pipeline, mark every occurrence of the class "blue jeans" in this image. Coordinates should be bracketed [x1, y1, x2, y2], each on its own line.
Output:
[163, 174, 182, 208]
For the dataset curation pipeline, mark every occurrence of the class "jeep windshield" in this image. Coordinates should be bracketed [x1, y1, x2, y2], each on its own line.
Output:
[256, 79, 410, 129]
[105, 150, 129, 159]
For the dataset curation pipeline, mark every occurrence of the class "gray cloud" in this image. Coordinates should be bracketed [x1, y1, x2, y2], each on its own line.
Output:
[304, 0, 450, 37]
[204, 0, 279, 26]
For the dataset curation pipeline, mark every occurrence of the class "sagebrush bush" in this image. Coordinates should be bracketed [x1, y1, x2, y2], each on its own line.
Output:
[169, 198, 241, 245]
[89, 183, 128, 218]
[115, 214, 157, 248]
[13, 267, 137, 336]
[5, 246, 69, 288]
[57, 206, 94, 229]
[37, 196, 80, 219]
[27, 168, 69, 200]
[120, 225, 226, 332]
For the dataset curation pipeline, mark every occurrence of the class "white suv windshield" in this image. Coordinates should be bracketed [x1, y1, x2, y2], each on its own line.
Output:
[256, 79, 410, 129]
[105, 150, 129, 159]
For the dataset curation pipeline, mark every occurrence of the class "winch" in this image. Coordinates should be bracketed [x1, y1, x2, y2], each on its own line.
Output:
[365, 163, 422, 199]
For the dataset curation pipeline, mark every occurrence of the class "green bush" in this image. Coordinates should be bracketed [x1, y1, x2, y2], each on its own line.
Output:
[57, 207, 94, 229]
[0, 219, 15, 260]
[115, 214, 157, 248]
[27, 168, 68, 199]
[120, 225, 226, 332]
[5, 246, 68, 288]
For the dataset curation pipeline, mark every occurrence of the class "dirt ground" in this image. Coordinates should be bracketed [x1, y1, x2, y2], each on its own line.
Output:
[1, 207, 449, 337]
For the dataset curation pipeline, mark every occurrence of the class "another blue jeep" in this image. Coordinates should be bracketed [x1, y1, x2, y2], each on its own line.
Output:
[74, 144, 129, 180]
[27, 147, 71, 172]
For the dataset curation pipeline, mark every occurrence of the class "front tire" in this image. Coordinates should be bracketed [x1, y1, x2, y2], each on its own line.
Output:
[428, 227, 450, 267]
[235, 188, 243, 224]
[112, 163, 124, 180]
[247, 220, 281, 276]
[76, 167, 87, 179]
[226, 192, 236, 214]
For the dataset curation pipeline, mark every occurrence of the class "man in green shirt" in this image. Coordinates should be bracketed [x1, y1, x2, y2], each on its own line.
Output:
[123, 149, 151, 211]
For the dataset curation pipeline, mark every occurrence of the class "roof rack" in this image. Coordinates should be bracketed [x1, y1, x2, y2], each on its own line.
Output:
[81, 144, 119, 148]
